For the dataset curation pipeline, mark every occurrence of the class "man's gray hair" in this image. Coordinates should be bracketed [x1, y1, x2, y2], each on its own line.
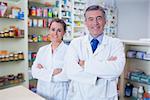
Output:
[84, 5, 106, 19]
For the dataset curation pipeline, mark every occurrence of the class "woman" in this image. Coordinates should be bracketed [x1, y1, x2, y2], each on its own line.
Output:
[32, 18, 69, 100]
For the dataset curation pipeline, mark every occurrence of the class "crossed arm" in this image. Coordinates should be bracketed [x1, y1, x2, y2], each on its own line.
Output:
[78, 56, 117, 68]
[36, 64, 62, 76]
[65, 39, 125, 84]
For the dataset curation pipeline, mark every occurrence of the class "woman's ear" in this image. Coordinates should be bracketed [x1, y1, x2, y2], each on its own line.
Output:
[84, 21, 86, 25]
[47, 34, 51, 40]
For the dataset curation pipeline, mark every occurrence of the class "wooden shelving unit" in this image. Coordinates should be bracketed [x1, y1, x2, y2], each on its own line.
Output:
[0, 0, 28, 89]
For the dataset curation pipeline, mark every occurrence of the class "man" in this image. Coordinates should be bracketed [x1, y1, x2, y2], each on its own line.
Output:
[65, 5, 125, 100]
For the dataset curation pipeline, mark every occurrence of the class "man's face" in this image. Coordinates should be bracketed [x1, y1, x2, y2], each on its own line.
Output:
[85, 10, 106, 37]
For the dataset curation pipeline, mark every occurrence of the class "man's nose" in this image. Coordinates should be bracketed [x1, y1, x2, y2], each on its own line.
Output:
[93, 19, 99, 24]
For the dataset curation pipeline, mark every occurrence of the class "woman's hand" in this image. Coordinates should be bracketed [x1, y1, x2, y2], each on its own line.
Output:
[108, 56, 117, 61]
[52, 68, 62, 76]
[37, 64, 44, 69]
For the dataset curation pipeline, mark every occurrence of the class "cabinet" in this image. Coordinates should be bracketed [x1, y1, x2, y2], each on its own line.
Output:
[0, 0, 28, 89]
[119, 40, 150, 100]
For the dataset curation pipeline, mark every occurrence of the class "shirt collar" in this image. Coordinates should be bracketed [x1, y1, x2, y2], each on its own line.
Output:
[89, 33, 104, 44]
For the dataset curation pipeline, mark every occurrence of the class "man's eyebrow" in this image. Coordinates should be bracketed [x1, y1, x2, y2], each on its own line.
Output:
[86, 15, 104, 20]
[96, 16, 103, 18]
[88, 17, 94, 19]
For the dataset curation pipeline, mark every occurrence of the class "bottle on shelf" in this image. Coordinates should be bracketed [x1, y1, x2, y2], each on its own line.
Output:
[137, 86, 144, 100]
[124, 82, 134, 97]
[143, 85, 150, 100]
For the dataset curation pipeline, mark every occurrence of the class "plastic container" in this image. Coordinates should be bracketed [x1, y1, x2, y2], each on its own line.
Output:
[125, 82, 133, 97]
[143, 85, 150, 100]
[137, 86, 144, 100]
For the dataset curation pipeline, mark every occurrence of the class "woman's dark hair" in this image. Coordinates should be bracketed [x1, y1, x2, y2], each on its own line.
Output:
[84, 5, 106, 19]
[49, 18, 66, 32]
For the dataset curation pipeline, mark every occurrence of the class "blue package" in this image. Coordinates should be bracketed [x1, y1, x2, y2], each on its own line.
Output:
[136, 51, 146, 60]
[127, 50, 137, 58]
[140, 75, 149, 84]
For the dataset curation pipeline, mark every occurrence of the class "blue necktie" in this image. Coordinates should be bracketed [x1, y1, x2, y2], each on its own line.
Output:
[91, 38, 99, 53]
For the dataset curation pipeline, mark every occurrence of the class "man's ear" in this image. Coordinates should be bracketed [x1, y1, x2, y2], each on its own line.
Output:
[84, 20, 87, 26]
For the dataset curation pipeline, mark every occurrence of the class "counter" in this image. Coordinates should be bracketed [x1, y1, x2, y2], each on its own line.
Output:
[0, 86, 45, 100]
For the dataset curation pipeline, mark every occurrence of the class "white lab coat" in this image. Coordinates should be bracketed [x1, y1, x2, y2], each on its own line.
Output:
[64, 34, 125, 100]
[32, 42, 69, 100]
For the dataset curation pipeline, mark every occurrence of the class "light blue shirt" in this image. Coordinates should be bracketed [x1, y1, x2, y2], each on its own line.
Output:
[89, 33, 104, 46]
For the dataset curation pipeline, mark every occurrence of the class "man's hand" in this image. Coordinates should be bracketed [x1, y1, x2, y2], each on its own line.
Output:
[108, 56, 117, 61]
[77, 57, 116, 69]
[37, 64, 44, 69]
[52, 68, 62, 76]
[78, 60, 85, 68]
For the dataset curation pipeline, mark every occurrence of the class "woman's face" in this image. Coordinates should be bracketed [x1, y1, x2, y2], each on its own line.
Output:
[48, 22, 65, 43]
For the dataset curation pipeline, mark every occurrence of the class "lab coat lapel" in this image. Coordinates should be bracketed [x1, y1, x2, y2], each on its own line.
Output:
[83, 35, 93, 58]
[93, 35, 108, 56]
[45, 44, 53, 71]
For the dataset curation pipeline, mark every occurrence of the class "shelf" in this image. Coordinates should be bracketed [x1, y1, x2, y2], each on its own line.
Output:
[74, 26, 84, 28]
[123, 96, 137, 100]
[74, 20, 84, 22]
[74, 8, 85, 11]
[28, 41, 50, 43]
[127, 57, 150, 61]
[122, 40, 150, 46]
[28, 16, 53, 19]
[125, 78, 150, 85]
[28, 1, 52, 8]
[65, 22, 72, 26]
[61, 16, 71, 19]
[7, 0, 21, 3]
[28, 26, 49, 29]
[0, 59, 24, 63]
[0, 17, 24, 21]
[74, 0, 86, 4]
[0, 37, 24, 39]
[74, 13, 83, 16]
[0, 80, 25, 90]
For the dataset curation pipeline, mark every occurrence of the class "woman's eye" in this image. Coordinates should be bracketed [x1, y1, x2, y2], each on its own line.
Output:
[58, 29, 61, 32]
[52, 28, 55, 31]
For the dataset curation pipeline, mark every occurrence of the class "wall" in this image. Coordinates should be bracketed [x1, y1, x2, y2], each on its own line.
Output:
[116, 0, 149, 40]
